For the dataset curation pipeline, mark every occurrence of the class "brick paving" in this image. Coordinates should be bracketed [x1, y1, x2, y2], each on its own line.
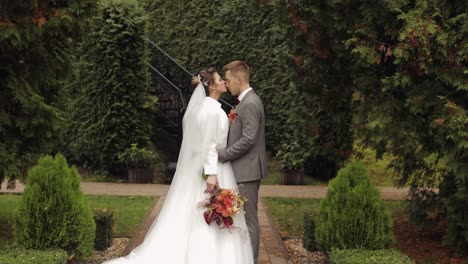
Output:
[1, 180, 409, 263]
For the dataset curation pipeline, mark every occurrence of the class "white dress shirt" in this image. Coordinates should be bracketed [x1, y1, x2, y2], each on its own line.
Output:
[238, 87, 253, 102]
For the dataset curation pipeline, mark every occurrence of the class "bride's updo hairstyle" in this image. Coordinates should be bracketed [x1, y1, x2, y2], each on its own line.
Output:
[191, 67, 217, 96]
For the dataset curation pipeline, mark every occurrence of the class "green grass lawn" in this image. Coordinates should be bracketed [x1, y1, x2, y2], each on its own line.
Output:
[86, 195, 156, 236]
[0, 195, 17, 249]
[263, 197, 405, 237]
[0, 194, 156, 249]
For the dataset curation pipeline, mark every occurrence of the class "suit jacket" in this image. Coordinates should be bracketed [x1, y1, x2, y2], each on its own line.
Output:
[218, 90, 267, 182]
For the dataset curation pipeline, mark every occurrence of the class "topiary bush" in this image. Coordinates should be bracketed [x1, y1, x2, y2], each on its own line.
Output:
[329, 248, 414, 264]
[315, 162, 393, 252]
[0, 248, 68, 264]
[94, 208, 114, 251]
[303, 212, 317, 251]
[14, 155, 96, 259]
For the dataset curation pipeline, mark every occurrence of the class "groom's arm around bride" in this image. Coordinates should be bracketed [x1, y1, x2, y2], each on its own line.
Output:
[217, 61, 267, 264]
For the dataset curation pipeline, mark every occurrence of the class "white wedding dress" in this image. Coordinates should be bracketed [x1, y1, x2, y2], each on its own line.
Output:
[103, 84, 254, 264]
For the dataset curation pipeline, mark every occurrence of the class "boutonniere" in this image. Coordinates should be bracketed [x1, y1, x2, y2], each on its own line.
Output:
[228, 108, 238, 123]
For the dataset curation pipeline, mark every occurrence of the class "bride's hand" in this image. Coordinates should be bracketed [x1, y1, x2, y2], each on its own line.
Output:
[206, 175, 218, 191]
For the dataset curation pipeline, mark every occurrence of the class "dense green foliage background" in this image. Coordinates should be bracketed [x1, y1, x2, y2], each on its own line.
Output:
[0, 0, 96, 184]
[285, 0, 467, 253]
[140, 0, 303, 165]
[64, 0, 156, 173]
[1, 0, 466, 254]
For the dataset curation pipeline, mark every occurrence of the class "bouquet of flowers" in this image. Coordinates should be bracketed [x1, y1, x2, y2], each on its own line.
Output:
[199, 186, 247, 230]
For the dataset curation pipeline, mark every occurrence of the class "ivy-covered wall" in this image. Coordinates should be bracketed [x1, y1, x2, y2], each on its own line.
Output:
[65, 0, 156, 173]
[140, 0, 315, 171]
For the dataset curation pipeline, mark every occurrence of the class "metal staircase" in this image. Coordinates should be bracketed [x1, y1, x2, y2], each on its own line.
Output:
[145, 38, 190, 144]
[145, 39, 234, 147]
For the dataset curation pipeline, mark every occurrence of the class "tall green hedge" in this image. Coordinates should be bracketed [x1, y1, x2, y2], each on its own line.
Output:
[67, 0, 156, 172]
[0, 0, 96, 186]
[140, 0, 352, 174]
[14, 155, 95, 259]
[315, 162, 393, 252]
[139, 0, 312, 169]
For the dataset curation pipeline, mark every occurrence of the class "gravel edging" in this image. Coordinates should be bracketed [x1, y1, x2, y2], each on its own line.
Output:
[284, 237, 329, 264]
[76, 238, 129, 264]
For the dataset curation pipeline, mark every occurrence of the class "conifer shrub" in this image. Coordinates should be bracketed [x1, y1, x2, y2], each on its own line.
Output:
[315, 162, 393, 252]
[94, 208, 114, 251]
[14, 155, 95, 259]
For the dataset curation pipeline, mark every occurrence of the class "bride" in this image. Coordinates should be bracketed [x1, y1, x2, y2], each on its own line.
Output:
[103, 67, 254, 264]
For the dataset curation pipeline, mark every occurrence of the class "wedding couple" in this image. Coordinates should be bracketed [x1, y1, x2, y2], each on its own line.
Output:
[103, 61, 267, 264]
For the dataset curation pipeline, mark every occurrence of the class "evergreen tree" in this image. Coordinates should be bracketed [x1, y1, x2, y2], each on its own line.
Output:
[0, 0, 96, 186]
[315, 162, 393, 252]
[286, 0, 467, 253]
[14, 155, 95, 259]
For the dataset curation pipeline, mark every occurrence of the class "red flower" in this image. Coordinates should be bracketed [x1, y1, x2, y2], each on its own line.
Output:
[228, 109, 238, 122]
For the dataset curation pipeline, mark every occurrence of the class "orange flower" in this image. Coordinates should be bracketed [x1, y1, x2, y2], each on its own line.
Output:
[224, 197, 233, 207]
[221, 207, 232, 218]
[215, 194, 224, 202]
[219, 189, 230, 197]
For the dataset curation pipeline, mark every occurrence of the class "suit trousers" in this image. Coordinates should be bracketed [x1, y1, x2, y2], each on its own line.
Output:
[238, 180, 260, 264]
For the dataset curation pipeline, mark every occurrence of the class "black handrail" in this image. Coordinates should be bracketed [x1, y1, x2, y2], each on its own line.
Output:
[145, 38, 193, 77]
[145, 38, 234, 109]
[145, 61, 186, 111]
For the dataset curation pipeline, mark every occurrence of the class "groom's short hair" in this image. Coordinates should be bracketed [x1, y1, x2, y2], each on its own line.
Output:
[223, 61, 250, 82]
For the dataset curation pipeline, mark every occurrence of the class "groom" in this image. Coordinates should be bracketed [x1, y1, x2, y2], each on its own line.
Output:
[218, 60, 267, 263]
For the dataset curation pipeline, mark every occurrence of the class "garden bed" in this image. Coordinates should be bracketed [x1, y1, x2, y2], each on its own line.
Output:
[264, 197, 467, 264]
[75, 238, 129, 264]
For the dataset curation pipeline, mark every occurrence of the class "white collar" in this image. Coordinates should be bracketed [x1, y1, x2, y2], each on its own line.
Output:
[206, 96, 221, 107]
[238, 87, 253, 102]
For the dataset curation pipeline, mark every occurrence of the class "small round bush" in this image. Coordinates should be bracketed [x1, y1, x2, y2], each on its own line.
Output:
[315, 162, 393, 252]
[14, 154, 96, 258]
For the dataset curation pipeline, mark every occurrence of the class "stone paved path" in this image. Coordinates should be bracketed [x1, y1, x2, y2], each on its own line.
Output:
[1, 181, 409, 200]
[1, 181, 409, 264]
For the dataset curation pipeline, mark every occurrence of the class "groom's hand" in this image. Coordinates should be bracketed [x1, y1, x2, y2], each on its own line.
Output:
[206, 175, 218, 191]
[217, 148, 226, 163]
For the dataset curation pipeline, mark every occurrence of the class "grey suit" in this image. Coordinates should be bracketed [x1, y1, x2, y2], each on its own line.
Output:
[218, 89, 267, 263]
